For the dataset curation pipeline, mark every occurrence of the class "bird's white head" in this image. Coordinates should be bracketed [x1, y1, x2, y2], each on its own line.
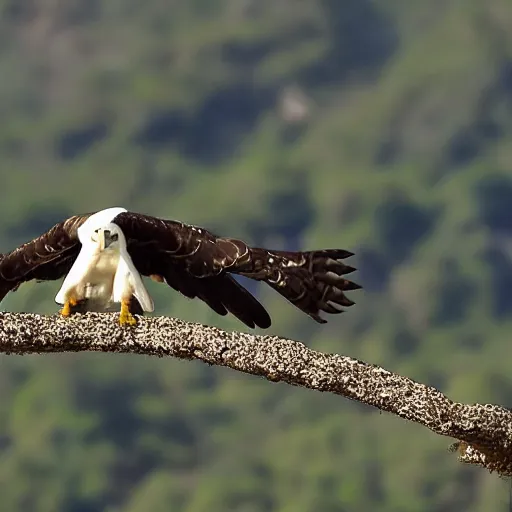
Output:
[77, 207, 127, 246]
[93, 222, 127, 252]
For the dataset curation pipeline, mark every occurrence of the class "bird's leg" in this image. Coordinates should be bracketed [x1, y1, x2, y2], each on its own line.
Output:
[60, 296, 79, 318]
[119, 298, 137, 326]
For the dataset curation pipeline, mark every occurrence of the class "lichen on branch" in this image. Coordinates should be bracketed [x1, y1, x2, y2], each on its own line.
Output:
[0, 311, 511, 476]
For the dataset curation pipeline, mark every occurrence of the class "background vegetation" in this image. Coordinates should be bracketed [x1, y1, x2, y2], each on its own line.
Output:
[0, 0, 511, 510]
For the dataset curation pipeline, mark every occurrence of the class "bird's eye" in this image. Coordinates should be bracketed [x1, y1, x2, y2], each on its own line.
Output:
[94, 228, 100, 233]
[111, 233, 119, 242]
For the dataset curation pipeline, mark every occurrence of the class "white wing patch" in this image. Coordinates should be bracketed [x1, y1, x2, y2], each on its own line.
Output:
[114, 246, 154, 312]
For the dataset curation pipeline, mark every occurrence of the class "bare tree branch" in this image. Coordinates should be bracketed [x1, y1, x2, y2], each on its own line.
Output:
[0, 311, 511, 476]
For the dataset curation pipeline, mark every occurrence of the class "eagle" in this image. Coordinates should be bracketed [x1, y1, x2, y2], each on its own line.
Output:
[0, 207, 361, 328]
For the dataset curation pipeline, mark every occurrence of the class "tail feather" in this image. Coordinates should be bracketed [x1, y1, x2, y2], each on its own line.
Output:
[237, 248, 360, 324]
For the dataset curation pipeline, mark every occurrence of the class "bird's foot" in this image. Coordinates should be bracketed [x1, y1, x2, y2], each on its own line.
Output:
[59, 297, 85, 318]
[119, 300, 137, 326]
[60, 297, 79, 317]
[60, 302, 72, 318]
[119, 310, 137, 326]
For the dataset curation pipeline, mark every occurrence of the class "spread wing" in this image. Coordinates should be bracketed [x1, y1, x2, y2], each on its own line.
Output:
[114, 212, 361, 328]
[0, 214, 91, 302]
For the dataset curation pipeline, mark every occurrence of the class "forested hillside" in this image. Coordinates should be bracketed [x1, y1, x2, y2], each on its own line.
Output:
[0, 1, 511, 510]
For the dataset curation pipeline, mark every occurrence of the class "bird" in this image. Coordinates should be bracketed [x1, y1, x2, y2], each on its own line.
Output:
[0, 207, 361, 328]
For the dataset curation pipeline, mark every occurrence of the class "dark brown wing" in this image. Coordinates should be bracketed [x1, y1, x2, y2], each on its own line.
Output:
[129, 248, 272, 329]
[235, 247, 361, 324]
[0, 215, 91, 302]
[114, 212, 360, 327]
[113, 212, 274, 328]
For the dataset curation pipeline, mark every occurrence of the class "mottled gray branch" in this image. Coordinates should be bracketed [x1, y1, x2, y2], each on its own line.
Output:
[0, 312, 511, 476]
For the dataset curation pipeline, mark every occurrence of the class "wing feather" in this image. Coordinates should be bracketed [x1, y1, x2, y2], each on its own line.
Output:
[0, 214, 91, 302]
[124, 240, 271, 329]
[114, 212, 360, 327]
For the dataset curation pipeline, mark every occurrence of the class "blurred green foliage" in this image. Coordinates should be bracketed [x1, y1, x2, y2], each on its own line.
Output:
[0, 0, 512, 510]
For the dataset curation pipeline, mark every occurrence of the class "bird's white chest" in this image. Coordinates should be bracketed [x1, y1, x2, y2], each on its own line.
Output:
[87, 251, 120, 279]
[79, 250, 121, 301]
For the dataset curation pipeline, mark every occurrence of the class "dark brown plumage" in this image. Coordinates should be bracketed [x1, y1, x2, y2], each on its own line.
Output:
[0, 214, 90, 303]
[0, 210, 361, 328]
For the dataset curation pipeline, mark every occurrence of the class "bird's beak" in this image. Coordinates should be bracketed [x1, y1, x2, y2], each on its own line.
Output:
[102, 230, 119, 250]
[103, 230, 113, 249]
[98, 230, 106, 251]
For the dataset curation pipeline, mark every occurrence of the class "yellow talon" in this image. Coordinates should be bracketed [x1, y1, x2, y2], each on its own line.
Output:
[60, 297, 80, 318]
[60, 301, 72, 317]
[119, 300, 137, 326]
